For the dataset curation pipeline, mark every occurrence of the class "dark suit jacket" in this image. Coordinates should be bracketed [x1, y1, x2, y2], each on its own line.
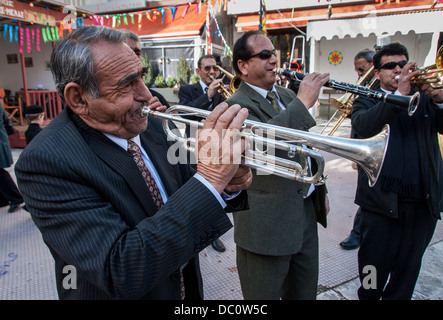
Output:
[226, 81, 327, 256]
[178, 82, 224, 111]
[178, 82, 225, 139]
[15, 107, 247, 299]
[352, 89, 443, 219]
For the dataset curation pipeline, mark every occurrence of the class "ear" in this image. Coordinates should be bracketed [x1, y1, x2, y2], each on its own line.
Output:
[237, 59, 248, 77]
[374, 69, 380, 80]
[64, 82, 89, 116]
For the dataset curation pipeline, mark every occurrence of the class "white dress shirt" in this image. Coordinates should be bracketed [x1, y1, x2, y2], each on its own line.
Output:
[103, 133, 227, 208]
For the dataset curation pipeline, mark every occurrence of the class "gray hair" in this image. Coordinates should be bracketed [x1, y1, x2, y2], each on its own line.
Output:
[120, 29, 140, 43]
[354, 49, 376, 63]
[50, 25, 126, 103]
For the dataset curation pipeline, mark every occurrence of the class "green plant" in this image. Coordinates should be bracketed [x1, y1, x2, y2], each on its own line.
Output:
[176, 55, 190, 86]
[140, 54, 154, 87]
[154, 74, 167, 88]
[190, 73, 200, 85]
[167, 76, 178, 88]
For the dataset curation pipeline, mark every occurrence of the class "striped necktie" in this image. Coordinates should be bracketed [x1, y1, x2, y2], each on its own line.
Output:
[267, 91, 281, 112]
[127, 140, 164, 210]
[127, 140, 186, 299]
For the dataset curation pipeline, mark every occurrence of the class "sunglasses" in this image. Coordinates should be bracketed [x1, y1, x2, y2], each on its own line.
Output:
[248, 49, 277, 60]
[203, 65, 219, 72]
[355, 62, 370, 73]
[380, 60, 407, 70]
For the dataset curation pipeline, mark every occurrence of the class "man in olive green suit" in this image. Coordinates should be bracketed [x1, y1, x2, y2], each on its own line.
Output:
[226, 30, 330, 300]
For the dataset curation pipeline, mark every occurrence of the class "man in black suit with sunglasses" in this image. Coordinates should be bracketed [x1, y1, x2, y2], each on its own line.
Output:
[226, 30, 330, 300]
[351, 42, 443, 300]
[178, 55, 225, 114]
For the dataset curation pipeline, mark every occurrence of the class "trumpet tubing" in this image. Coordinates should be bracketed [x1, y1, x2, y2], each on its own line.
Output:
[209, 74, 232, 99]
[141, 105, 390, 187]
[395, 45, 443, 89]
[216, 66, 242, 94]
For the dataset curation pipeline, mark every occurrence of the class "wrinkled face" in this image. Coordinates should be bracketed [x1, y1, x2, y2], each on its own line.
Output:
[374, 54, 408, 92]
[197, 57, 218, 86]
[84, 41, 152, 139]
[240, 34, 278, 91]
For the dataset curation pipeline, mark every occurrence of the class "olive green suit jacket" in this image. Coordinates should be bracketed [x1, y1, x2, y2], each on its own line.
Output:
[226, 81, 327, 256]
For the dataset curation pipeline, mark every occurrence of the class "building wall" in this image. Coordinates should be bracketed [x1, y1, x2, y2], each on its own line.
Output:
[0, 39, 55, 95]
[314, 31, 434, 100]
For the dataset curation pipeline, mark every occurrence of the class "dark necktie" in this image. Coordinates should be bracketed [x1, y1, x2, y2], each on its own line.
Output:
[127, 140, 186, 299]
[267, 91, 281, 112]
[127, 140, 164, 210]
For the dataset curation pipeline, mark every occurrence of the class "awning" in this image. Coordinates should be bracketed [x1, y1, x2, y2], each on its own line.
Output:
[115, 4, 207, 39]
[235, 7, 326, 32]
[307, 10, 443, 40]
[235, 0, 441, 32]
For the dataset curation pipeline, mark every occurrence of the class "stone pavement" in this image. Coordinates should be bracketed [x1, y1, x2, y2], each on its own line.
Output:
[1, 118, 442, 300]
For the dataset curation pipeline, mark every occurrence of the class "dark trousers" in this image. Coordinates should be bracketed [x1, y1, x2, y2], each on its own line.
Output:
[357, 201, 437, 300]
[0, 168, 23, 207]
[349, 207, 362, 240]
[236, 196, 318, 300]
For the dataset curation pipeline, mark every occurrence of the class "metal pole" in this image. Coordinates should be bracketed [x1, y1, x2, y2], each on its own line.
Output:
[259, 0, 263, 30]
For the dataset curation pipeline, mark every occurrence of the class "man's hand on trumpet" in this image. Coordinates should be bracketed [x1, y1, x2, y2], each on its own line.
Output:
[396, 61, 419, 96]
[416, 80, 443, 104]
[146, 94, 167, 113]
[207, 77, 225, 100]
[195, 102, 252, 194]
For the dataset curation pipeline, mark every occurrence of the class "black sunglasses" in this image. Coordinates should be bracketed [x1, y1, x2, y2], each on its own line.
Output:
[380, 60, 407, 70]
[355, 62, 370, 73]
[203, 65, 219, 72]
[248, 49, 277, 60]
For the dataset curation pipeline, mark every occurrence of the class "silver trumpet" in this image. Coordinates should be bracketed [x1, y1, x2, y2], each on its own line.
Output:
[141, 105, 389, 187]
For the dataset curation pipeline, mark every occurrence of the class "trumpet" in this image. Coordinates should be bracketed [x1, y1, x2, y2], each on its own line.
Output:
[395, 44, 443, 89]
[209, 74, 233, 99]
[274, 68, 420, 116]
[216, 66, 242, 96]
[141, 105, 389, 187]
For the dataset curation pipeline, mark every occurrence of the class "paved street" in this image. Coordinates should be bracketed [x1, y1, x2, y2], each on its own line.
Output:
[1, 118, 442, 300]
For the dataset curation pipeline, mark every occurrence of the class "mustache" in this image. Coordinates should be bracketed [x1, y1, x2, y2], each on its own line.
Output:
[131, 101, 149, 117]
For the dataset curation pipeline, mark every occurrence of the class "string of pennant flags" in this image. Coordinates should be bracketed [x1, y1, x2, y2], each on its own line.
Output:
[2, 0, 442, 55]
[0, 0, 232, 55]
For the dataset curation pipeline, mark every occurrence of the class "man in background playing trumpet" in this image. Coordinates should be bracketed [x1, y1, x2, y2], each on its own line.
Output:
[352, 42, 443, 300]
[226, 30, 330, 300]
[178, 55, 225, 113]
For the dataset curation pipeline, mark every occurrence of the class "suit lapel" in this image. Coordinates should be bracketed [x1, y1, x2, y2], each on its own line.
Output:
[139, 118, 182, 198]
[276, 86, 295, 107]
[69, 110, 158, 216]
[239, 81, 279, 119]
[88, 133, 159, 216]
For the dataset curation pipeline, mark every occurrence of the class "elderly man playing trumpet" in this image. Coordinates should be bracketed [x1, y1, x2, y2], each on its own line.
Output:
[15, 25, 251, 300]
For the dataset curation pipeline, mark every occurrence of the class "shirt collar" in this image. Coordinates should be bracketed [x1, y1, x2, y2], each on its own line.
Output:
[103, 133, 141, 151]
[199, 80, 209, 92]
[244, 82, 279, 100]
